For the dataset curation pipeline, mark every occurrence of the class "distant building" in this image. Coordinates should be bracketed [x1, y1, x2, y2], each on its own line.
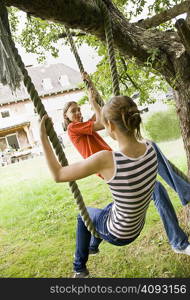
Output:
[0, 63, 84, 153]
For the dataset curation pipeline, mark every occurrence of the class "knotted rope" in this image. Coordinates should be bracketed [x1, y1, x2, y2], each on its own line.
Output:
[0, 1, 99, 238]
[65, 0, 120, 97]
[0, 0, 22, 91]
[64, 26, 104, 107]
[94, 0, 120, 96]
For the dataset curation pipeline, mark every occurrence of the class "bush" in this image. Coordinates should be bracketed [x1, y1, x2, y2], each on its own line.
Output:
[144, 107, 181, 142]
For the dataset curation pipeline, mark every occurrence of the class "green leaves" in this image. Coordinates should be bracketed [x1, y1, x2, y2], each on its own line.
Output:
[7, 7, 19, 38]
[7, 1, 173, 102]
[88, 54, 168, 105]
[18, 17, 64, 62]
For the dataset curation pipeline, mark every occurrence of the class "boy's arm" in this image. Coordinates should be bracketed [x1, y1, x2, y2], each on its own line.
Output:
[82, 72, 104, 131]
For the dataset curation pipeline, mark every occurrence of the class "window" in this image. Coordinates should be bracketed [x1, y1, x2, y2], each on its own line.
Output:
[1, 110, 10, 118]
[42, 78, 53, 91]
[59, 75, 70, 88]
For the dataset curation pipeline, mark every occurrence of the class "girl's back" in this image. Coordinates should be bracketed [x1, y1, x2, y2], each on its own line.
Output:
[106, 141, 158, 239]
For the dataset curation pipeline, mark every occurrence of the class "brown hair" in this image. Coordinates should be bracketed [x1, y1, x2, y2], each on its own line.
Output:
[63, 101, 77, 131]
[102, 95, 142, 139]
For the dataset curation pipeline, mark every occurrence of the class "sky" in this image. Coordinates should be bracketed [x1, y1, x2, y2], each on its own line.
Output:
[18, 42, 102, 74]
[15, 6, 102, 73]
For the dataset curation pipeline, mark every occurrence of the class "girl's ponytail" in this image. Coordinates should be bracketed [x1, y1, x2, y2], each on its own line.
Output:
[102, 96, 142, 140]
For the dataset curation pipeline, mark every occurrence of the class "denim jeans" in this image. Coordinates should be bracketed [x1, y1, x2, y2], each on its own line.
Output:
[73, 203, 138, 272]
[73, 142, 190, 272]
[151, 142, 190, 250]
[151, 141, 190, 206]
[152, 181, 189, 250]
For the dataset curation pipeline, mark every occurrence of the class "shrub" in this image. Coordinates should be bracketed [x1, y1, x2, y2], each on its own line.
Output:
[143, 107, 181, 142]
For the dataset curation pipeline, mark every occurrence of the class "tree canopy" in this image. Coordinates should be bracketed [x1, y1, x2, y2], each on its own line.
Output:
[4, 0, 190, 103]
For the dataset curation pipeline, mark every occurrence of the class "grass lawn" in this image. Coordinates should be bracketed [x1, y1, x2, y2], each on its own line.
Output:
[0, 138, 190, 278]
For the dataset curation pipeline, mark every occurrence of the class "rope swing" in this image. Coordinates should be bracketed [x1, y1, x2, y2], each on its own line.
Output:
[65, 0, 120, 98]
[0, 0, 190, 239]
[0, 1, 99, 238]
[0, 1, 22, 90]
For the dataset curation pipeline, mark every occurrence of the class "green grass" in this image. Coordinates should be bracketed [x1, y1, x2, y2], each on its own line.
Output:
[0, 139, 190, 278]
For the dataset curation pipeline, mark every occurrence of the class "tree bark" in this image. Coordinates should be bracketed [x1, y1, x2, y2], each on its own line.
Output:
[174, 82, 190, 225]
[135, 0, 190, 29]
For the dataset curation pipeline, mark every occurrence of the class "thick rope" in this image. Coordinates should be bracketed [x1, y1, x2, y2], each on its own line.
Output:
[0, 0, 22, 90]
[94, 0, 120, 96]
[64, 26, 84, 75]
[64, 0, 120, 97]
[0, 3, 99, 238]
[64, 26, 104, 107]
[13, 48, 99, 238]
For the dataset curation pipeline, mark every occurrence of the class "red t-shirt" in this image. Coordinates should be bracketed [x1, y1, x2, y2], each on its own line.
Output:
[67, 120, 112, 158]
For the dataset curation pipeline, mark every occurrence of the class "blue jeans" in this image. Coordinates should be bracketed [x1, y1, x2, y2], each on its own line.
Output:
[73, 142, 190, 272]
[152, 181, 189, 250]
[151, 141, 190, 206]
[73, 203, 138, 272]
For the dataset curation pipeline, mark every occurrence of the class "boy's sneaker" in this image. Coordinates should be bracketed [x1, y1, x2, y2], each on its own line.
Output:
[173, 245, 190, 256]
[73, 269, 89, 278]
[89, 249, 100, 255]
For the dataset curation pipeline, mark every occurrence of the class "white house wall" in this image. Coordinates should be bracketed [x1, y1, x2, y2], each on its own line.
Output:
[0, 89, 85, 149]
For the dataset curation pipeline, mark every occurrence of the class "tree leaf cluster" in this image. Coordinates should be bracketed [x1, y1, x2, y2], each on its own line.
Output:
[7, 1, 175, 102]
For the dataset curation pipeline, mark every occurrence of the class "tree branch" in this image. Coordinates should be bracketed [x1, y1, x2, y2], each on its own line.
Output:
[58, 31, 86, 39]
[4, 0, 186, 84]
[5, 0, 104, 33]
[120, 57, 140, 90]
[135, 0, 190, 29]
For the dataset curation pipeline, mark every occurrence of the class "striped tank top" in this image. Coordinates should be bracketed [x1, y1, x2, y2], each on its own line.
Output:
[106, 141, 158, 239]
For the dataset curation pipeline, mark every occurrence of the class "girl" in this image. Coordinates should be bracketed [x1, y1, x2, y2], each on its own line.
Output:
[62, 73, 190, 261]
[40, 95, 158, 278]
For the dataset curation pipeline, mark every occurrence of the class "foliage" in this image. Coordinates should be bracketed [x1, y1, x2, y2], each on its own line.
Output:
[18, 16, 64, 62]
[89, 55, 169, 104]
[78, 95, 89, 105]
[144, 105, 181, 142]
[7, 7, 19, 34]
[6, 1, 182, 101]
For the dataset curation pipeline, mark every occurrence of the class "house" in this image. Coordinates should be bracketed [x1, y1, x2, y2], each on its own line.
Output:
[0, 63, 85, 161]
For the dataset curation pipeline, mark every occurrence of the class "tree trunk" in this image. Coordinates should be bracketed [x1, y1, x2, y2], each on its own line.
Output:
[174, 83, 190, 226]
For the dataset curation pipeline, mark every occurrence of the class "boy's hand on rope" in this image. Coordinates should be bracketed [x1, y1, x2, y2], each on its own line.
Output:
[82, 72, 99, 101]
[81, 71, 93, 89]
[81, 71, 91, 82]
